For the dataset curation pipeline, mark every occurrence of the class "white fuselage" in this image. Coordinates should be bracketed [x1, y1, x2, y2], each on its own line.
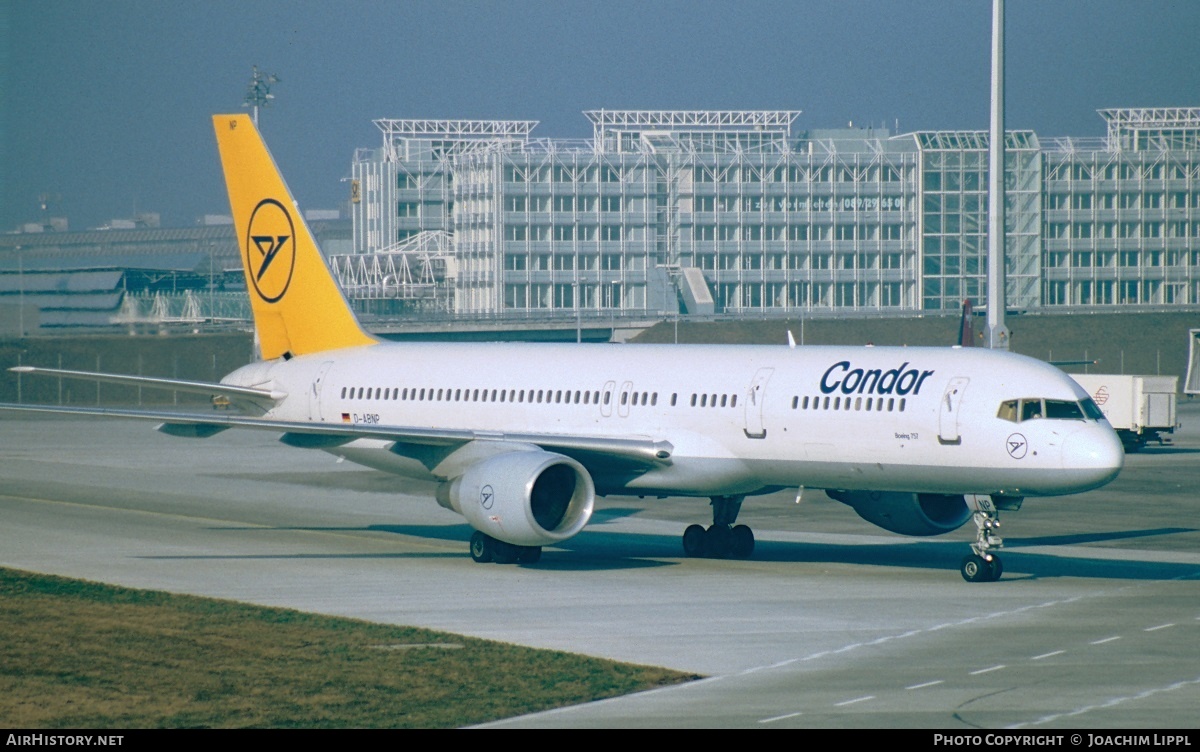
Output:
[224, 342, 1124, 499]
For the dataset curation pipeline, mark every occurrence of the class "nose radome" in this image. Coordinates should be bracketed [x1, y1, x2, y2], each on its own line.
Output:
[1061, 425, 1124, 489]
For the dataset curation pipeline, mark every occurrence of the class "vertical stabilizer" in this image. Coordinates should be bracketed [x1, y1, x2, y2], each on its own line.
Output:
[213, 114, 375, 360]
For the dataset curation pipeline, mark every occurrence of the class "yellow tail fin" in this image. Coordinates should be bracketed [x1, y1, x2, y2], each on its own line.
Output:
[213, 114, 375, 360]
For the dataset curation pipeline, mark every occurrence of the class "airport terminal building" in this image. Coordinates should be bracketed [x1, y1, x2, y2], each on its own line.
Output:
[3, 107, 1198, 332]
[349, 107, 1200, 319]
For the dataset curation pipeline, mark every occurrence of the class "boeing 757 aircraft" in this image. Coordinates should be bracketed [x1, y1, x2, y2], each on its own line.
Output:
[3, 114, 1124, 582]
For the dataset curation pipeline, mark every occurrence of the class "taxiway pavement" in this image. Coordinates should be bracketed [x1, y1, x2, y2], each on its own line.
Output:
[2, 404, 1198, 728]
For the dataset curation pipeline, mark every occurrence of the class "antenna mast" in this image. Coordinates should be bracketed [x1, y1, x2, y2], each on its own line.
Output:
[243, 66, 281, 127]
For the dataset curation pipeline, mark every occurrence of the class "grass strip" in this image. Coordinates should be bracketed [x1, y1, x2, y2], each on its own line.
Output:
[0, 567, 697, 728]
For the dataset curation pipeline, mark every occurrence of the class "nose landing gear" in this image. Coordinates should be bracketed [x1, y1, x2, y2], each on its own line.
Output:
[961, 504, 1005, 582]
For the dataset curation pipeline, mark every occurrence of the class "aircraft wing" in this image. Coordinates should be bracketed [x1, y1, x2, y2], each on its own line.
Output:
[0, 402, 673, 473]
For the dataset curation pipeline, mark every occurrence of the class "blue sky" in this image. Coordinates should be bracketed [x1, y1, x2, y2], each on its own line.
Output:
[2, 0, 1197, 231]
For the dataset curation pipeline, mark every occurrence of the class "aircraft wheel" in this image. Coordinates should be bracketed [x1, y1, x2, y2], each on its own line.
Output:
[682, 524, 707, 557]
[730, 525, 755, 559]
[470, 531, 493, 563]
[492, 540, 520, 565]
[960, 554, 990, 583]
[705, 524, 733, 558]
[987, 557, 1004, 581]
[517, 546, 542, 564]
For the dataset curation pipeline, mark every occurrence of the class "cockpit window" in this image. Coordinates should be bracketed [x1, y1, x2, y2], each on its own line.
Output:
[999, 397, 1097, 423]
[997, 399, 1019, 422]
[1044, 399, 1084, 420]
[1021, 399, 1043, 421]
[1080, 397, 1106, 421]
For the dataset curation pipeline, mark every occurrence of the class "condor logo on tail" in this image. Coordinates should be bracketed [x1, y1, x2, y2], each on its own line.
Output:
[245, 198, 296, 303]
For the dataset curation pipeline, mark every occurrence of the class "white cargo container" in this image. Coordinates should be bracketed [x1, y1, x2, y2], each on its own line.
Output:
[1186, 329, 1200, 396]
[1070, 374, 1179, 452]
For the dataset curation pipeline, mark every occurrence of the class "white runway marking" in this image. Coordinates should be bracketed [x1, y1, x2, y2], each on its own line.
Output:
[1009, 675, 1200, 729]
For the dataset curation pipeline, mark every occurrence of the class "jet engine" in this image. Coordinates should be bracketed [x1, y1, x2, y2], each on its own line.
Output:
[825, 490, 971, 536]
[436, 450, 595, 547]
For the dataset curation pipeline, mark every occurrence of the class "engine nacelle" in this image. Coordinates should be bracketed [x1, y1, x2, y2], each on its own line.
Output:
[826, 490, 971, 536]
[436, 450, 595, 547]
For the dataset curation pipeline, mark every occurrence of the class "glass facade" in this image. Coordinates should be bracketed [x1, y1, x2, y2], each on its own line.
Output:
[916, 131, 1041, 311]
[348, 108, 1200, 318]
[1041, 109, 1200, 308]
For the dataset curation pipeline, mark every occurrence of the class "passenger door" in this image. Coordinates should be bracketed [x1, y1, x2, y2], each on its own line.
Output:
[743, 367, 774, 439]
[309, 361, 335, 421]
[617, 381, 633, 418]
[599, 380, 616, 418]
[938, 376, 970, 445]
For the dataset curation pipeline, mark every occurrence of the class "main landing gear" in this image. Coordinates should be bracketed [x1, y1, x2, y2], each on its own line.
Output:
[960, 507, 1004, 583]
[682, 495, 755, 559]
[470, 531, 541, 565]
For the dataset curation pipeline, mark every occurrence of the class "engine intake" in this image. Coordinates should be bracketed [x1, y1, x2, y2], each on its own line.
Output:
[826, 490, 971, 536]
[437, 450, 595, 547]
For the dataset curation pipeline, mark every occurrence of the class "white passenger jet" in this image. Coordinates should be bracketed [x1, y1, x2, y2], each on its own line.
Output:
[3, 115, 1125, 582]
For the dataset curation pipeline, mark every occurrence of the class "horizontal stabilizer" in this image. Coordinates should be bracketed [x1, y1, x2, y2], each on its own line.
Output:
[9, 366, 285, 403]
